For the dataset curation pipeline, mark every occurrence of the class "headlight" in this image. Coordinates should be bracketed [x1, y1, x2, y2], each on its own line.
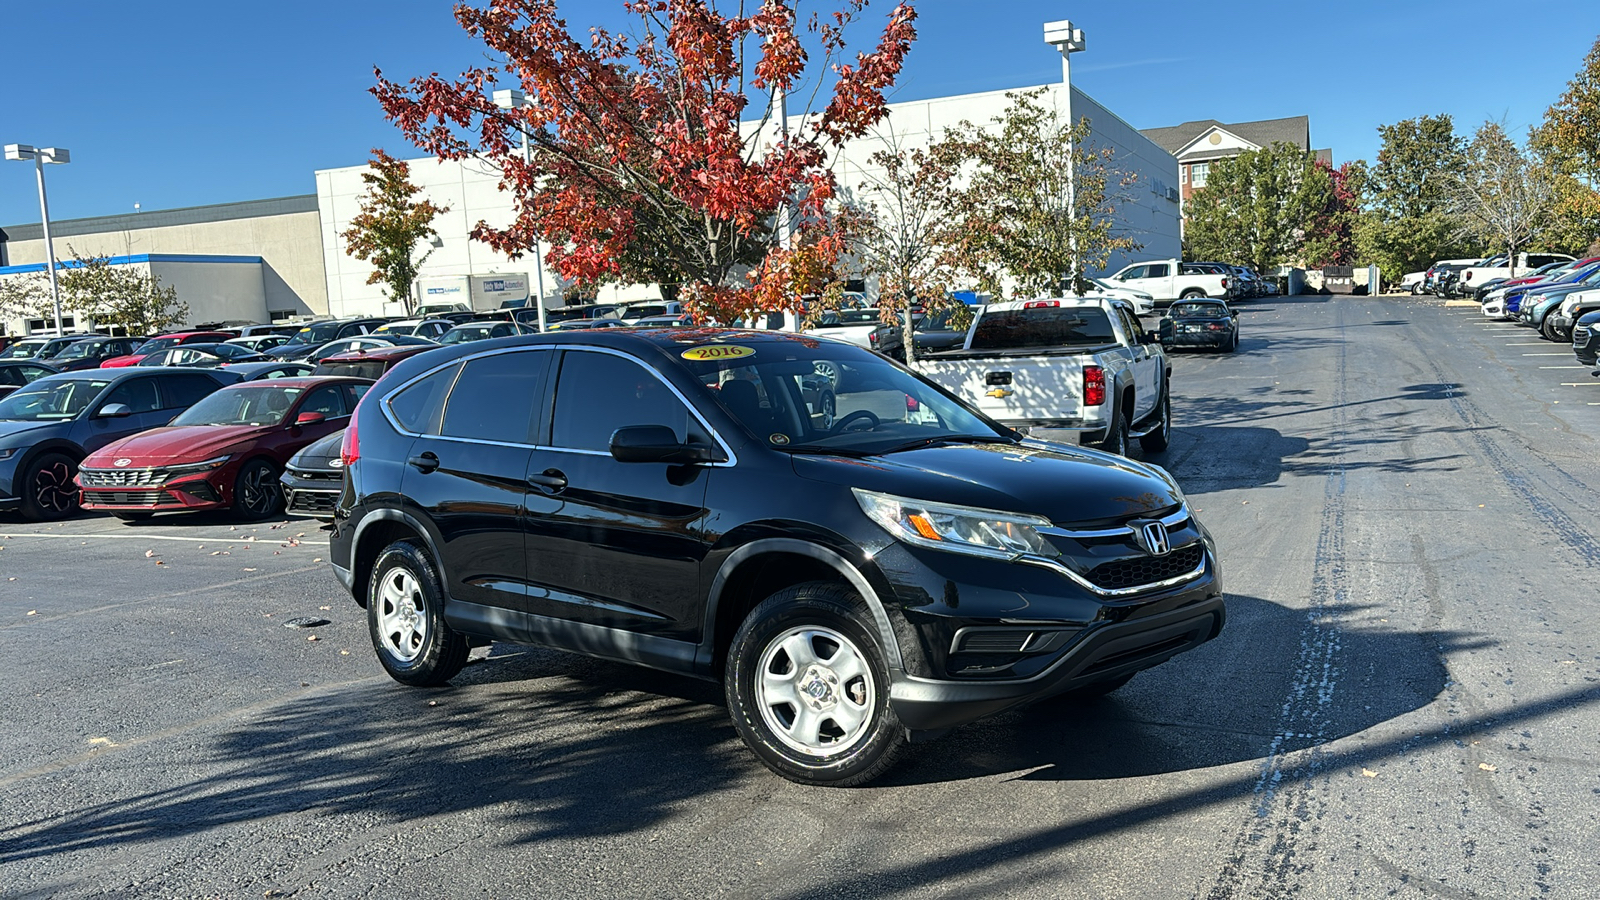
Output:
[853, 488, 1057, 560]
[163, 455, 233, 478]
[0, 448, 16, 461]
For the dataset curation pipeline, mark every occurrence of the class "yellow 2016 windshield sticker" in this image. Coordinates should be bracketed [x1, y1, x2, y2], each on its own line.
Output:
[681, 345, 755, 362]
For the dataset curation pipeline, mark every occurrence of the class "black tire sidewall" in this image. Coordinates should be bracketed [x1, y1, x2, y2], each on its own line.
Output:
[1100, 407, 1129, 456]
[1139, 392, 1171, 453]
[366, 540, 469, 686]
[21, 452, 79, 521]
[232, 459, 282, 520]
[725, 584, 904, 786]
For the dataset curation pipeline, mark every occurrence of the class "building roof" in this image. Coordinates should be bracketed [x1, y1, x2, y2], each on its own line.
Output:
[0, 195, 318, 243]
[1140, 116, 1312, 156]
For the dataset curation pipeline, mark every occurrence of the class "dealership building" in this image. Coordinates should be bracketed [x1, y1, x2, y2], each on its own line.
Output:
[2, 20, 1180, 335]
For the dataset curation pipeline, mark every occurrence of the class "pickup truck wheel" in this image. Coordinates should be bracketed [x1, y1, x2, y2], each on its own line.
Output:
[367, 540, 470, 687]
[1179, 289, 1205, 300]
[1097, 408, 1129, 456]
[726, 582, 907, 787]
[1139, 393, 1171, 453]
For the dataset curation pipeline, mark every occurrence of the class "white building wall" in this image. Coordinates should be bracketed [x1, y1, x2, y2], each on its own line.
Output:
[149, 259, 268, 325]
[316, 85, 1179, 313]
[316, 157, 565, 318]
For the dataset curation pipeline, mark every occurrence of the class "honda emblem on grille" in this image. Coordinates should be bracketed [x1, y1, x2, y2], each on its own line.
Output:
[1133, 521, 1171, 556]
[113, 458, 132, 468]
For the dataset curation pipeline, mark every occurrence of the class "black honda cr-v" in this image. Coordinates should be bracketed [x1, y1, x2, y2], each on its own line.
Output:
[329, 328, 1224, 786]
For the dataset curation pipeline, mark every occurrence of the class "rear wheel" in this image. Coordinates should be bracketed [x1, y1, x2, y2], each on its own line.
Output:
[1097, 406, 1129, 456]
[1179, 289, 1204, 300]
[726, 582, 906, 787]
[20, 452, 79, 522]
[367, 540, 470, 686]
[1139, 392, 1171, 454]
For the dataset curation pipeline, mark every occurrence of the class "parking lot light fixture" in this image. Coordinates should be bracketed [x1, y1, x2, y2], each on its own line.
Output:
[1043, 22, 1086, 293]
[4, 143, 71, 336]
[491, 89, 548, 333]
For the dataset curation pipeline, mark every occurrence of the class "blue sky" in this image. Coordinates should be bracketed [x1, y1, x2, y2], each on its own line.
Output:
[2, 0, 1595, 226]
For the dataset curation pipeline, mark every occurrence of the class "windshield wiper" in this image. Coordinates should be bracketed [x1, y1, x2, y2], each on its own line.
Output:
[877, 434, 1008, 455]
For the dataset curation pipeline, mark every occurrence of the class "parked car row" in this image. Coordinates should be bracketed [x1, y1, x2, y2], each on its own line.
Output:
[1474, 262, 1600, 392]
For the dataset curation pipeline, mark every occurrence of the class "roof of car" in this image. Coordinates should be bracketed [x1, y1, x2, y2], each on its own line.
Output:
[33, 365, 228, 384]
[221, 376, 373, 389]
[319, 345, 437, 364]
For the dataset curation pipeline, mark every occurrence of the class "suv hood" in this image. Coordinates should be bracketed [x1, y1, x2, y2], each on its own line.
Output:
[792, 439, 1182, 526]
[87, 424, 276, 465]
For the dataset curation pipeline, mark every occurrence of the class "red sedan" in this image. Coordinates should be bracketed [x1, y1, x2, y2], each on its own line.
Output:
[99, 331, 236, 368]
[77, 377, 371, 521]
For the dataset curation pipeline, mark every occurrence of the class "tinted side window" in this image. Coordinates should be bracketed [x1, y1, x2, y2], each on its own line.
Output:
[1148, 264, 1171, 278]
[440, 352, 542, 444]
[0, 368, 21, 386]
[551, 351, 687, 451]
[104, 378, 163, 413]
[387, 363, 460, 435]
[1121, 265, 1146, 280]
[300, 385, 348, 418]
[161, 374, 223, 409]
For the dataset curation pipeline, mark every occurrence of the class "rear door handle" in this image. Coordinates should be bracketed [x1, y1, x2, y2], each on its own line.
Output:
[527, 469, 567, 491]
[407, 452, 439, 473]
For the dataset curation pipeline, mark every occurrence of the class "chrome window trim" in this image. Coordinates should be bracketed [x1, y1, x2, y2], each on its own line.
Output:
[547, 345, 738, 468]
[1038, 505, 1192, 540]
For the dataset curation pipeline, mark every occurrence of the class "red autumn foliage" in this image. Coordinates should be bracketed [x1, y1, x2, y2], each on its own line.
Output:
[372, 0, 916, 323]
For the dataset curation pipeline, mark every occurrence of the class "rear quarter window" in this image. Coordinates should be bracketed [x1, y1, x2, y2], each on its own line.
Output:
[387, 363, 460, 435]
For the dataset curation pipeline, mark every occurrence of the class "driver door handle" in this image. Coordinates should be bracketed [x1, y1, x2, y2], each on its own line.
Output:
[407, 452, 439, 473]
[527, 469, 567, 491]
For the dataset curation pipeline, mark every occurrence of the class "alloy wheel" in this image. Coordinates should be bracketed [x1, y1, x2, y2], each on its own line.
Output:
[32, 460, 77, 516]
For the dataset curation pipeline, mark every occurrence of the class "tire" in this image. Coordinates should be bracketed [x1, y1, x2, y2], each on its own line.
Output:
[231, 458, 282, 520]
[1179, 289, 1205, 300]
[113, 512, 153, 522]
[725, 582, 907, 787]
[1139, 391, 1171, 454]
[1097, 405, 1130, 456]
[1541, 317, 1562, 342]
[19, 452, 80, 522]
[1227, 330, 1239, 352]
[367, 540, 470, 687]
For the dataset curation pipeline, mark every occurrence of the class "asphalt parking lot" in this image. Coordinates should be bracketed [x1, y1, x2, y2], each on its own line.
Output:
[3, 293, 1599, 899]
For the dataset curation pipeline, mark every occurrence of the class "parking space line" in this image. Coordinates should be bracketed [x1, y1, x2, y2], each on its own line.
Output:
[1523, 352, 1571, 356]
[1559, 382, 1600, 387]
[0, 531, 330, 546]
[1540, 366, 1588, 369]
[1506, 342, 1548, 345]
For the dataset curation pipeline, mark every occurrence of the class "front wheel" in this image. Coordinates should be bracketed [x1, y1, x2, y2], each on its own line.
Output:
[232, 459, 282, 520]
[1541, 317, 1564, 342]
[1139, 392, 1171, 453]
[20, 452, 79, 521]
[1179, 289, 1205, 300]
[367, 540, 470, 686]
[725, 582, 907, 787]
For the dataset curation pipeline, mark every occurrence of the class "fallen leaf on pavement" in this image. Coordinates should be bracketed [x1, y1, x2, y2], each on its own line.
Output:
[1478, 763, 1497, 773]
[144, 550, 155, 558]
[1361, 768, 1377, 778]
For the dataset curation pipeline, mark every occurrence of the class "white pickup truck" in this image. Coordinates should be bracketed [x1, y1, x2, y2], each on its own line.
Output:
[801, 307, 885, 348]
[1459, 252, 1575, 291]
[915, 298, 1171, 456]
[1105, 259, 1231, 303]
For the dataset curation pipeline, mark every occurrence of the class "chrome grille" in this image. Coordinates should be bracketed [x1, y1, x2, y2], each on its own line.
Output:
[286, 467, 342, 482]
[1085, 544, 1205, 590]
[286, 489, 338, 516]
[80, 467, 166, 487]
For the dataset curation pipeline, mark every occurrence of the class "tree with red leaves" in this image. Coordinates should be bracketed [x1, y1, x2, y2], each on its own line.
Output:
[373, 0, 917, 324]
[1303, 159, 1363, 269]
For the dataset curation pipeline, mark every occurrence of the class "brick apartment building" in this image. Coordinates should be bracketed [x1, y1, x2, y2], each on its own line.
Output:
[1139, 116, 1332, 203]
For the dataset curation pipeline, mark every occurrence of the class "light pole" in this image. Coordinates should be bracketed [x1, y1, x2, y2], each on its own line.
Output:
[493, 88, 549, 334]
[1043, 21, 1086, 294]
[4, 143, 72, 335]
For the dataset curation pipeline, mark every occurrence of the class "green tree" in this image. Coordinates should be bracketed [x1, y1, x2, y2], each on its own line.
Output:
[0, 270, 54, 324]
[58, 252, 188, 334]
[1357, 115, 1476, 278]
[341, 150, 449, 315]
[1444, 121, 1555, 276]
[1183, 142, 1332, 274]
[937, 90, 1140, 298]
[1531, 36, 1600, 253]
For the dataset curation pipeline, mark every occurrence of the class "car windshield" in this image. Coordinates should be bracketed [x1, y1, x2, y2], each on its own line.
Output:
[677, 339, 1009, 455]
[1172, 302, 1228, 317]
[283, 322, 343, 346]
[0, 378, 111, 421]
[378, 323, 417, 335]
[440, 327, 493, 344]
[0, 342, 48, 360]
[171, 385, 305, 427]
[53, 340, 112, 360]
[968, 306, 1116, 351]
[134, 336, 182, 354]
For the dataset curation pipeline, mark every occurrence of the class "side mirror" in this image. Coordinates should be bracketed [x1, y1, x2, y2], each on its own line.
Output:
[609, 425, 719, 464]
[96, 402, 133, 419]
[296, 411, 327, 425]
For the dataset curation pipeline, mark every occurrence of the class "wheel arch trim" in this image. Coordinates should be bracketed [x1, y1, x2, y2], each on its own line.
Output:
[349, 507, 449, 605]
[701, 537, 904, 673]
